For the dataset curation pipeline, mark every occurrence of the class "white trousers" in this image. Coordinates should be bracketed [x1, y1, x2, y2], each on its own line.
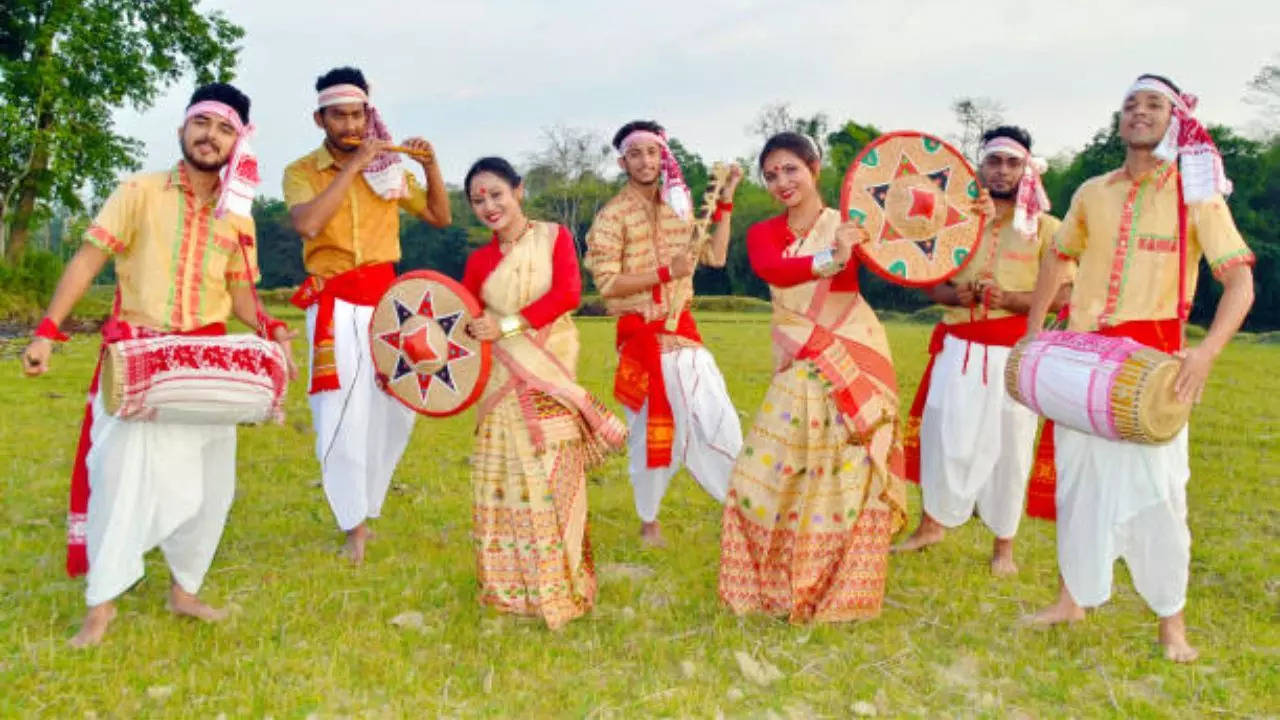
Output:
[623, 347, 742, 523]
[919, 336, 1039, 538]
[1054, 424, 1191, 617]
[306, 301, 417, 531]
[84, 395, 236, 607]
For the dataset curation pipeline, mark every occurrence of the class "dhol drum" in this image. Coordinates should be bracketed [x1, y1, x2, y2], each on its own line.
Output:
[1005, 330, 1191, 444]
[100, 333, 288, 425]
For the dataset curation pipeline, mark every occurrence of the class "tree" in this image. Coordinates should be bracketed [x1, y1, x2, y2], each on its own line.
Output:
[826, 120, 882, 175]
[1244, 56, 1280, 137]
[950, 97, 1005, 163]
[0, 0, 243, 261]
[523, 125, 617, 255]
[747, 102, 830, 155]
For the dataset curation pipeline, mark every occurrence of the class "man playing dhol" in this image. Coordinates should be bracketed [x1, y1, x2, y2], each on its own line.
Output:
[24, 83, 295, 647]
[1022, 74, 1255, 662]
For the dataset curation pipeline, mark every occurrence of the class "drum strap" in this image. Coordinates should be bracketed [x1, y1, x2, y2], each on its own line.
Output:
[1176, 168, 1190, 323]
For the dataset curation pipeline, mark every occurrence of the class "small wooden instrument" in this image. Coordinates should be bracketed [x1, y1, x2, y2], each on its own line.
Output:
[663, 162, 731, 331]
[348, 138, 434, 164]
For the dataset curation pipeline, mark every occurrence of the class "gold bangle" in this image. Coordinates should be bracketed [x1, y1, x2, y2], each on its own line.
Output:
[498, 314, 523, 337]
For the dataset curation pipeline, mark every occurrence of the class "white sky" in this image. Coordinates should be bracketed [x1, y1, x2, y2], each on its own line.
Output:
[115, 0, 1280, 195]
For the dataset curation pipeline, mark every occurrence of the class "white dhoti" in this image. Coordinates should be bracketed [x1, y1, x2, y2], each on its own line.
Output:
[623, 346, 742, 523]
[1054, 424, 1191, 617]
[84, 395, 236, 607]
[919, 336, 1039, 538]
[306, 301, 417, 531]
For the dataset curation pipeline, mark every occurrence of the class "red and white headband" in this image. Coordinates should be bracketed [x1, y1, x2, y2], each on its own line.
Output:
[318, 83, 369, 109]
[617, 129, 693, 219]
[1124, 76, 1232, 201]
[979, 136, 1050, 237]
[183, 100, 258, 219]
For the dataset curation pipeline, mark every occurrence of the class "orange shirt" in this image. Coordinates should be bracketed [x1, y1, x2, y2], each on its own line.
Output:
[1054, 162, 1254, 331]
[944, 212, 1063, 324]
[282, 145, 429, 278]
[584, 184, 714, 322]
[85, 162, 258, 332]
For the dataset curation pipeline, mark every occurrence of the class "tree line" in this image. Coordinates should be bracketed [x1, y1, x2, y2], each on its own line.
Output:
[2, 4, 1275, 328]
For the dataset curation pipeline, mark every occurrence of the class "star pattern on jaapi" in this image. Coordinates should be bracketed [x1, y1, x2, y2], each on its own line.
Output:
[376, 289, 473, 399]
[864, 153, 969, 259]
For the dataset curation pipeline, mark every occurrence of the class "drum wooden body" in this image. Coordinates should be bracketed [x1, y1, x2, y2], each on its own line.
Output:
[1005, 331, 1190, 444]
[100, 334, 288, 425]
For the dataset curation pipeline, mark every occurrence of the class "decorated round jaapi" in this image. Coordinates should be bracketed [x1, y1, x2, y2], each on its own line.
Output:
[369, 270, 491, 417]
[839, 130, 985, 287]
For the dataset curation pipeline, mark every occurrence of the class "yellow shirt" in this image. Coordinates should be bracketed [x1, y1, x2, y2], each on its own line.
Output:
[944, 212, 1063, 324]
[282, 145, 429, 278]
[85, 162, 258, 332]
[1054, 162, 1253, 331]
[584, 184, 714, 322]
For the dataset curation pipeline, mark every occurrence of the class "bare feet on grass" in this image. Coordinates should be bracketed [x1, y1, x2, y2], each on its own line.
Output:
[893, 514, 945, 553]
[167, 584, 229, 622]
[1023, 580, 1086, 627]
[990, 537, 1018, 576]
[69, 602, 117, 648]
[1158, 611, 1199, 663]
[640, 521, 666, 548]
[341, 523, 373, 565]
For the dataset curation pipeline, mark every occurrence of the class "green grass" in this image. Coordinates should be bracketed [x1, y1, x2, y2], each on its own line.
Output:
[1, 308, 1277, 718]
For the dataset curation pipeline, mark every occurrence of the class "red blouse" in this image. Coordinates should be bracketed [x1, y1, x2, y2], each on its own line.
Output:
[747, 214, 859, 291]
[461, 224, 582, 329]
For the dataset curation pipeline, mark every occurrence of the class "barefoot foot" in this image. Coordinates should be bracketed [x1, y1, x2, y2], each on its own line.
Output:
[341, 523, 372, 565]
[1023, 595, 1085, 627]
[166, 585, 229, 623]
[69, 603, 117, 648]
[1158, 612, 1198, 663]
[990, 537, 1018, 576]
[892, 515, 945, 553]
[640, 521, 666, 548]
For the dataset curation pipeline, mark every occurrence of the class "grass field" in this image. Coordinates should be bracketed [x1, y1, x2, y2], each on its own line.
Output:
[1, 306, 1277, 718]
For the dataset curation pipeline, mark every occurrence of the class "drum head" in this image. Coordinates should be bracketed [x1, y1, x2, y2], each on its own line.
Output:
[839, 131, 984, 287]
[369, 270, 491, 417]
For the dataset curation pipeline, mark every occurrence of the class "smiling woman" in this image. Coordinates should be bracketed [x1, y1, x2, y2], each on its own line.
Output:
[459, 155, 627, 629]
[718, 131, 907, 623]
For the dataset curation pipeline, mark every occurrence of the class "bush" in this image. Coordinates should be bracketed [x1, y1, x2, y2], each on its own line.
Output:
[0, 250, 66, 322]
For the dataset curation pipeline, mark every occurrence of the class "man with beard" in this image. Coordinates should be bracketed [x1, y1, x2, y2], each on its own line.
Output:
[23, 83, 295, 647]
[584, 119, 744, 547]
[1022, 75, 1254, 662]
[896, 126, 1069, 575]
[283, 67, 450, 563]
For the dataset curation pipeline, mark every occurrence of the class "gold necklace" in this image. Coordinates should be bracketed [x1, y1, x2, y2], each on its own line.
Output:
[786, 206, 823, 239]
[498, 220, 533, 250]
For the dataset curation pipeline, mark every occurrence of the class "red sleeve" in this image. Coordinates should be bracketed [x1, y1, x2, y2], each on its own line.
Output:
[462, 244, 497, 302]
[747, 219, 816, 287]
[519, 225, 582, 329]
[829, 256, 860, 291]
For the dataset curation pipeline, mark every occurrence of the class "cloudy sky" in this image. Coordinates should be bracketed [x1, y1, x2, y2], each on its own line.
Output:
[116, 0, 1279, 195]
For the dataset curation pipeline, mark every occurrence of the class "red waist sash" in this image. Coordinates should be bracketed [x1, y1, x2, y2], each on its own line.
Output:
[291, 262, 396, 394]
[614, 309, 702, 468]
[903, 314, 1028, 483]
